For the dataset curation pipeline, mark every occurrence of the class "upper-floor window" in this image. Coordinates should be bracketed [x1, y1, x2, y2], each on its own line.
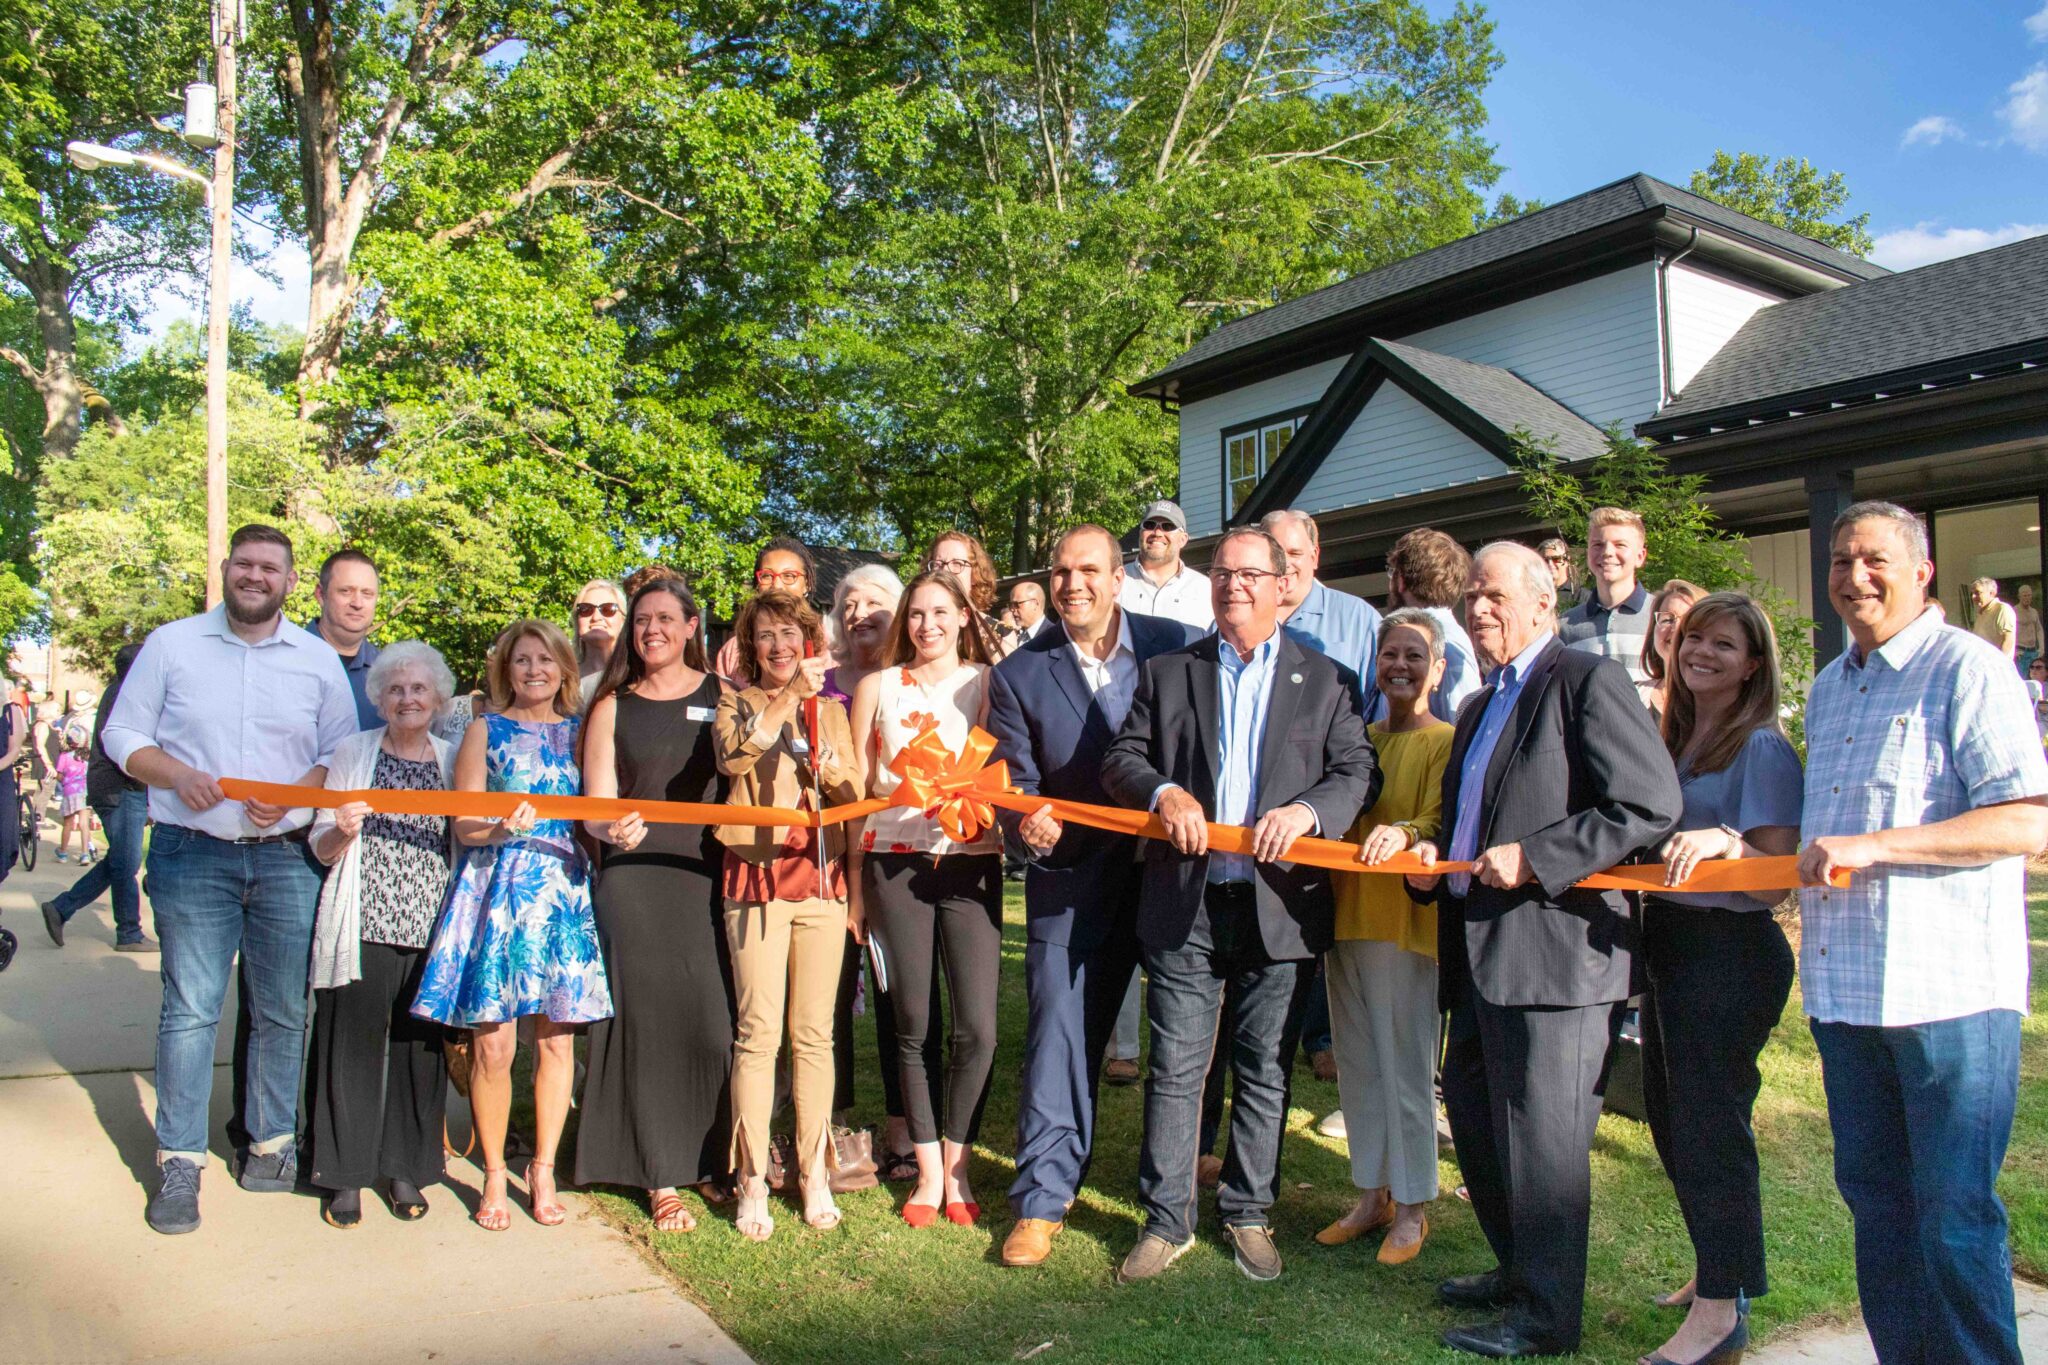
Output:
[1223, 409, 1309, 515]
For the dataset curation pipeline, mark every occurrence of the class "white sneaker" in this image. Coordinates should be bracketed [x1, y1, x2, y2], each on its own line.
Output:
[1317, 1110, 1347, 1139]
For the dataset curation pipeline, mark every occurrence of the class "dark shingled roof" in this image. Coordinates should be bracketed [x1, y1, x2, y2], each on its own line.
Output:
[1137, 173, 1885, 393]
[1645, 232, 2048, 433]
[1373, 340, 1609, 461]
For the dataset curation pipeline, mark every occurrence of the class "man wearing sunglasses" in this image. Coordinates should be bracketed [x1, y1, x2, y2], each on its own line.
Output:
[572, 579, 628, 706]
[1118, 500, 1214, 632]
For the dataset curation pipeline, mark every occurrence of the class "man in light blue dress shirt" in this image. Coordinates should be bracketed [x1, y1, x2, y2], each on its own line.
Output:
[104, 524, 358, 1235]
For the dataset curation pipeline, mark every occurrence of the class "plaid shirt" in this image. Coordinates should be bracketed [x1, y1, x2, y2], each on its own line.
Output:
[1558, 584, 1652, 686]
[1800, 606, 2048, 1026]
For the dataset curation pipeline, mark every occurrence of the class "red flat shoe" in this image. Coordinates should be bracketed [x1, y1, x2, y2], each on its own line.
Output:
[945, 1201, 980, 1226]
[902, 1201, 939, 1228]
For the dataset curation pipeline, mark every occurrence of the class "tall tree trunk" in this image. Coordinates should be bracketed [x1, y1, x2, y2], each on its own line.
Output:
[0, 259, 85, 462]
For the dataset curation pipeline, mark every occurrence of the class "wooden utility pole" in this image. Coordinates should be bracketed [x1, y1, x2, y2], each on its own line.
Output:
[202, 0, 238, 607]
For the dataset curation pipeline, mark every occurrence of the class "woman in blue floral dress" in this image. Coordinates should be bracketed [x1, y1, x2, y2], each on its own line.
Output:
[413, 618, 611, 1231]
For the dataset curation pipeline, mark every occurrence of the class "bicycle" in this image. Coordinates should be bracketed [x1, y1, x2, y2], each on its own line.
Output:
[15, 777, 39, 871]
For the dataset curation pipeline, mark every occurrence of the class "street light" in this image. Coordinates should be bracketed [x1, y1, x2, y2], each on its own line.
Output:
[62, 97, 233, 611]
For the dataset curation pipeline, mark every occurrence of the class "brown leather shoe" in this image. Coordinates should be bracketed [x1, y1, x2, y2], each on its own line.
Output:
[1310, 1049, 1338, 1082]
[1196, 1154, 1223, 1188]
[1002, 1217, 1062, 1266]
[1103, 1057, 1141, 1086]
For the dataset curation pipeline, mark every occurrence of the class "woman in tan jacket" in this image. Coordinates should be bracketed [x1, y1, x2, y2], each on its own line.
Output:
[713, 590, 865, 1240]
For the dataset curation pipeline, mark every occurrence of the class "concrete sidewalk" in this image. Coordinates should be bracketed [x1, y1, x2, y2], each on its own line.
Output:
[0, 848, 750, 1365]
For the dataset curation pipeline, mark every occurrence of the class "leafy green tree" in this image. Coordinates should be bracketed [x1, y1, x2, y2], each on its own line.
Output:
[1688, 151, 1872, 257]
[763, 0, 1504, 569]
[1515, 428, 1814, 691]
[0, 0, 212, 459]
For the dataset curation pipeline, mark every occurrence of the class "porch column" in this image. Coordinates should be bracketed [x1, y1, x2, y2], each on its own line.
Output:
[1807, 469, 1855, 670]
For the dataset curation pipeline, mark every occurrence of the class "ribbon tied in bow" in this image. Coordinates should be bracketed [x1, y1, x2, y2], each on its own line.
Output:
[887, 725, 1010, 843]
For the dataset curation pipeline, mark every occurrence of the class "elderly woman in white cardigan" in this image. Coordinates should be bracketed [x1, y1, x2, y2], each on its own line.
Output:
[307, 641, 462, 1229]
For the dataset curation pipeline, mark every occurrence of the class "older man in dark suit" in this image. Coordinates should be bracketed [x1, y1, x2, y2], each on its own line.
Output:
[1102, 526, 1378, 1285]
[1411, 541, 1681, 1357]
[986, 524, 1199, 1268]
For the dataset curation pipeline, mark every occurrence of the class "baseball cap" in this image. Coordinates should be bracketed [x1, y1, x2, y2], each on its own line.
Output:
[1138, 500, 1187, 532]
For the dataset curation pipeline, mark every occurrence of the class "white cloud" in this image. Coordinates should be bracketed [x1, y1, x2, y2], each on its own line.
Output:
[2003, 65, 2048, 150]
[1869, 221, 2048, 270]
[2027, 0, 2048, 42]
[1900, 114, 1966, 147]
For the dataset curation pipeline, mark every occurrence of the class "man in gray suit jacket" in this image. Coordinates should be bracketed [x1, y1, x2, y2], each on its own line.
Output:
[1102, 527, 1379, 1286]
[1413, 541, 1681, 1358]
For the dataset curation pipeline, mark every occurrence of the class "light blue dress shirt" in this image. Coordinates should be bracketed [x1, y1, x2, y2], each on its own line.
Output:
[1446, 631, 1554, 896]
[1283, 580, 1381, 706]
[1371, 604, 1481, 725]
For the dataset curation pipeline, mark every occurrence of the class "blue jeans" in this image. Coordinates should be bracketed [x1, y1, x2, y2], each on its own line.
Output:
[50, 789, 148, 942]
[146, 827, 324, 1164]
[1138, 884, 1311, 1243]
[1812, 1011, 2023, 1365]
[1299, 955, 1332, 1056]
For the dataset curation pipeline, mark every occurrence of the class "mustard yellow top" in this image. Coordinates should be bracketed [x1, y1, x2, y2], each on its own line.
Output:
[1334, 721, 1455, 957]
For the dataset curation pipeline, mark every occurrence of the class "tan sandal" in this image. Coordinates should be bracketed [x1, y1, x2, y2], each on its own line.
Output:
[526, 1160, 567, 1226]
[475, 1166, 512, 1232]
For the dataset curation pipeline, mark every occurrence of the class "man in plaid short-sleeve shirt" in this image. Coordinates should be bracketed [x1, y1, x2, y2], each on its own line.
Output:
[1798, 500, 2048, 1365]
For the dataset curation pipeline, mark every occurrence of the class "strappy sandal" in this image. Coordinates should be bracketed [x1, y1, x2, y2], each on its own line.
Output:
[877, 1149, 920, 1183]
[526, 1160, 567, 1226]
[650, 1188, 697, 1233]
[734, 1178, 775, 1243]
[475, 1166, 512, 1232]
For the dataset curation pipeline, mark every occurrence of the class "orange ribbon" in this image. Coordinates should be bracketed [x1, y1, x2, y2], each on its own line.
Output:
[218, 727, 1836, 892]
[885, 726, 1010, 843]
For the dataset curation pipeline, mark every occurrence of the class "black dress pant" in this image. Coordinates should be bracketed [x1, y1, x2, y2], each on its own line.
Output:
[1639, 898, 1795, 1300]
[833, 930, 940, 1121]
[308, 941, 448, 1192]
[1443, 991, 1621, 1352]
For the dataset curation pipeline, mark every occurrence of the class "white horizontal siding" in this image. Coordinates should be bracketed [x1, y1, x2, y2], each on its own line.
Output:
[1297, 384, 1507, 512]
[1393, 262, 1663, 430]
[1666, 263, 1785, 398]
[1176, 357, 1347, 535]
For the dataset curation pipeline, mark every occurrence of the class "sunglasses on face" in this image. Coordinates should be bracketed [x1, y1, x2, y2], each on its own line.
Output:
[754, 569, 806, 588]
[1142, 519, 1179, 532]
[574, 602, 622, 620]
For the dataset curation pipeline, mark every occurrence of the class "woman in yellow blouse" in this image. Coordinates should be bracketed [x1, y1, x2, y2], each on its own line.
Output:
[1318, 608, 1454, 1265]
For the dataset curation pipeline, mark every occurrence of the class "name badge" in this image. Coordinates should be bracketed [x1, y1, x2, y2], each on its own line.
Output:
[687, 705, 716, 722]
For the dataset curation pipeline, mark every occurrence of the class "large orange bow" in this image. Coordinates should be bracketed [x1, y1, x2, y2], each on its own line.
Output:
[887, 726, 1010, 843]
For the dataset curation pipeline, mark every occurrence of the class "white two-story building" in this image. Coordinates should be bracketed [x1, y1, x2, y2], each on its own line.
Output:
[1127, 173, 2048, 664]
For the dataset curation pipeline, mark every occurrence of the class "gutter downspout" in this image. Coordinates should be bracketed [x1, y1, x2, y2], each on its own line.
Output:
[1657, 225, 1701, 409]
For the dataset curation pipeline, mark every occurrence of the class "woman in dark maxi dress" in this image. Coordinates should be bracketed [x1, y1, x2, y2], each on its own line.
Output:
[574, 576, 735, 1232]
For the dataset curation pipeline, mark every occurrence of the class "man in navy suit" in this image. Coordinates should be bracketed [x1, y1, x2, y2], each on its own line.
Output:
[986, 524, 1199, 1267]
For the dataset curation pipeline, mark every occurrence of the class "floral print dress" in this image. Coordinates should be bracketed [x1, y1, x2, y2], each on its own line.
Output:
[412, 712, 613, 1026]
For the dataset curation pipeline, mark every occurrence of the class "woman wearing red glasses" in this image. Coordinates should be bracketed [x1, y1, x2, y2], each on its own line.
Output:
[572, 579, 628, 707]
[716, 538, 817, 686]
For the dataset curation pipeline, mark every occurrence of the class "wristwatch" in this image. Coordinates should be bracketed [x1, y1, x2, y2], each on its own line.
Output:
[1718, 824, 1745, 858]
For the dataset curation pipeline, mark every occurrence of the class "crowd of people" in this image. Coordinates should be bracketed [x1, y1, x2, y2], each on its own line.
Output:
[25, 493, 2045, 1365]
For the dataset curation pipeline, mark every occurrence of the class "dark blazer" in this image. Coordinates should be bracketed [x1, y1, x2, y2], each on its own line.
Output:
[1431, 639, 1681, 1009]
[1100, 630, 1379, 960]
[986, 612, 1200, 950]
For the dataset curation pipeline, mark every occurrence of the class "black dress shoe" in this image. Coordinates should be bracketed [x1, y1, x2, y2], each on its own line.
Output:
[1438, 1268, 1511, 1310]
[1441, 1319, 1568, 1359]
[388, 1179, 430, 1220]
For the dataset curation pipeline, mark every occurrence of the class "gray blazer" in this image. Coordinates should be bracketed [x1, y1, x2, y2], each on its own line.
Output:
[1101, 631, 1379, 960]
[1430, 639, 1682, 1010]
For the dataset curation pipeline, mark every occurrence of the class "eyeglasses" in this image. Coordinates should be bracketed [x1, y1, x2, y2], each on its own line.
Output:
[574, 602, 622, 620]
[1541, 555, 1568, 565]
[1142, 519, 1179, 532]
[1655, 612, 1683, 627]
[928, 557, 973, 575]
[1208, 567, 1282, 587]
[754, 569, 806, 589]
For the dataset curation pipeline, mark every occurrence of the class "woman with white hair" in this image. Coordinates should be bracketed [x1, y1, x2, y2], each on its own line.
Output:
[821, 563, 934, 1181]
[306, 640, 461, 1229]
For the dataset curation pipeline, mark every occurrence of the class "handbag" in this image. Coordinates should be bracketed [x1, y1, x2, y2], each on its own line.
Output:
[765, 1125, 881, 1194]
[442, 1028, 478, 1159]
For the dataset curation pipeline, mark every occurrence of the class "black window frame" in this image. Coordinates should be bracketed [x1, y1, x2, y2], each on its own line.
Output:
[1220, 405, 1315, 516]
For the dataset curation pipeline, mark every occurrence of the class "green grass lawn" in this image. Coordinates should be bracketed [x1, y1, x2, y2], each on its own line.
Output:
[556, 882, 2048, 1364]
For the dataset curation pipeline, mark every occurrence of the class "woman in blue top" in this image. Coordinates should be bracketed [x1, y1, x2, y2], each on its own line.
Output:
[1636, 592, 1801, 1365]
[413, 619, 612, 1232]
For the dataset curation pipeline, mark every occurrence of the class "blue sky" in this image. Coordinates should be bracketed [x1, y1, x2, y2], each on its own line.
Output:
[152, 0, 2048, 338]
[1474, 0, 2048, 269]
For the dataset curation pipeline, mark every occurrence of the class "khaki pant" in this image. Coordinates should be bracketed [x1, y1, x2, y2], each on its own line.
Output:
[1327, 938, 1441, 1206]
[723, 896, 843, 1186]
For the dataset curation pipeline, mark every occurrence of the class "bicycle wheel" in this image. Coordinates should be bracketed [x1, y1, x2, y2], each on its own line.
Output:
[18, 793, 37, 870]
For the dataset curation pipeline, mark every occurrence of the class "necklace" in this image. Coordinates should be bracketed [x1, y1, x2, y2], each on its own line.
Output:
[384, 730, 434, 764]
